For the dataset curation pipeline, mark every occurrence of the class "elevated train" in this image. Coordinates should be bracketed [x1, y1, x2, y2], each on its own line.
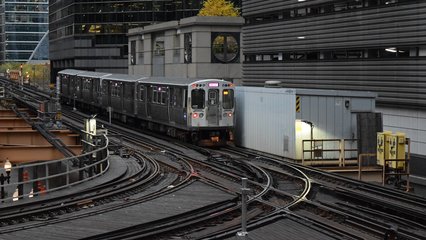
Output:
[58, 69, 235, 146]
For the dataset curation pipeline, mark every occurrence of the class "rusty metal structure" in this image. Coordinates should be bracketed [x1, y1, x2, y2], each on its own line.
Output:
[0, 104, 109, 202]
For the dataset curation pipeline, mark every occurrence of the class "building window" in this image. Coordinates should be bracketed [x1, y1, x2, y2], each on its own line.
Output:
[138, 39, 144, 64]
[211, 33, 240, 63]
[246, 0, 404, 26]
[154, 40, 164, 56]
[184, 33, 192, 63]
[130, 40, 136, 65]
[244, 45, 422, 62]
[173, 34, 180, 63]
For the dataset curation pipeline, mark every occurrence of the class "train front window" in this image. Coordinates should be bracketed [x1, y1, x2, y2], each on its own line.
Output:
[223, 89, 234, 109]
[191, 89, 205, 109]
[208, 89, 219, 106]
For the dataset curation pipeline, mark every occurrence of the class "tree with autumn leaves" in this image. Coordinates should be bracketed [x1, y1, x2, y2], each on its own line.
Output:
[198, 0, 240, 17]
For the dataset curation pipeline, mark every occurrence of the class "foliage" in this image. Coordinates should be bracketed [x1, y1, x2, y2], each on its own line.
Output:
[0, 62, 50, 87]
[198, 0, 240, 17]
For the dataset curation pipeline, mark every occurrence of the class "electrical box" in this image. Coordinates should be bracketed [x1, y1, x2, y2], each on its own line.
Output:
[388, 132, 406, 169]
[377, 131, 392, 166]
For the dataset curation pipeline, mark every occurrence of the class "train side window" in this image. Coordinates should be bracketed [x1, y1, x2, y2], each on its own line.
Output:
[175, 88, 184, 107]
[170, 88, 182, 107]
[102, 82, 108, 94]
[161, 90, 167, 105]
[141, 87, 145, 101]
[183, 89, 187, 108]
[83, 79, 89, 90]
[116, 84, 121, 97]
[153, 89, 158, 103]
[112, 84, 121, 97]
[223, 89, 234, 109]
[111, 85, 116, 97]
[191, 89, 205, 109]
[94, 81, 99, 93]
[124, 83, 132, 99]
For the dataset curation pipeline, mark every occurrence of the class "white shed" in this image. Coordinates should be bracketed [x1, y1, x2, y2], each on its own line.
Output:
[234, 86, 378, 165]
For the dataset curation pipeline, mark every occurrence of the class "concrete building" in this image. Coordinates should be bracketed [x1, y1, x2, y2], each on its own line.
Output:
[0, 0, 49, 63]
[241, 0, 426, 175]
[49, 1, 241, 80]
[128, 16, 244, 82]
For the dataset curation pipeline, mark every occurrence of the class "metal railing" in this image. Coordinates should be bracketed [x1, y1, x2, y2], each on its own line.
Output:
[301, 138, 358, 166]
[358, 138, 411, 192]
[0, 134, 109, 203]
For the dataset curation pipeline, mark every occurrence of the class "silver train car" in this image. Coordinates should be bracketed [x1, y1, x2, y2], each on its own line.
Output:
[58, 69, 235, 146]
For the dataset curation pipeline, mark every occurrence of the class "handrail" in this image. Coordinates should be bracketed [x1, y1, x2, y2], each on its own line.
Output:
[301, 138, 357, 166]
[0, 134, 109, 202]
[358, 153, 377, 181]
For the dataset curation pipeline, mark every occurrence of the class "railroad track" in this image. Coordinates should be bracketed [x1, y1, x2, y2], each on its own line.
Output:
[3, 80, 425, 239]
[61, 109, 291, 239]
[204, 146, 426, 240]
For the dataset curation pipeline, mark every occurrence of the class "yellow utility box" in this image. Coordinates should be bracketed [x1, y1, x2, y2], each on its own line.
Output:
[377, 131, 392, 166]
[388, 132, 406, 169]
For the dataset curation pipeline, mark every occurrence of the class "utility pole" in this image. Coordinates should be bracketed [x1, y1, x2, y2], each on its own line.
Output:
[237, 178, 250, 239]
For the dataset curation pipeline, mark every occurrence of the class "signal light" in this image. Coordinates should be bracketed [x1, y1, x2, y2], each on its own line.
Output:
[223, 90, 229, 95]
[192, 113, 198, 118]
[228, 112, 232, 117]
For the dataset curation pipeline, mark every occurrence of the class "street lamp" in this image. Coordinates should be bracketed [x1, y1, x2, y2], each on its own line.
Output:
[1, 158, 12, 200]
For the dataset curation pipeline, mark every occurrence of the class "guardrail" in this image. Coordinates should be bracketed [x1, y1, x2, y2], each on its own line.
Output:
[0, 134, 109, 202]
[301, 138, 358, 166]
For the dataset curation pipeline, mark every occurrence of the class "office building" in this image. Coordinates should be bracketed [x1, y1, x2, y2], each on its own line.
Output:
[0, 0, 49, 63]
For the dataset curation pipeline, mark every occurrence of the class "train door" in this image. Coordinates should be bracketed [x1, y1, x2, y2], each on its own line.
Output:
[206, 89, 220, 125]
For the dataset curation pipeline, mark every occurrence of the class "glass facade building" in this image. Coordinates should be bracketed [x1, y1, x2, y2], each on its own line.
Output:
[0, 0, 49, 63]
[49, 0, 241, 78]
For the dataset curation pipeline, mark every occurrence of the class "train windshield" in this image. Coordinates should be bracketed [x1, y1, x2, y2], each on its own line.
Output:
[208, 89, 219, 105]
[222, 89, 234, 109]
[191, 89, 205, 109]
